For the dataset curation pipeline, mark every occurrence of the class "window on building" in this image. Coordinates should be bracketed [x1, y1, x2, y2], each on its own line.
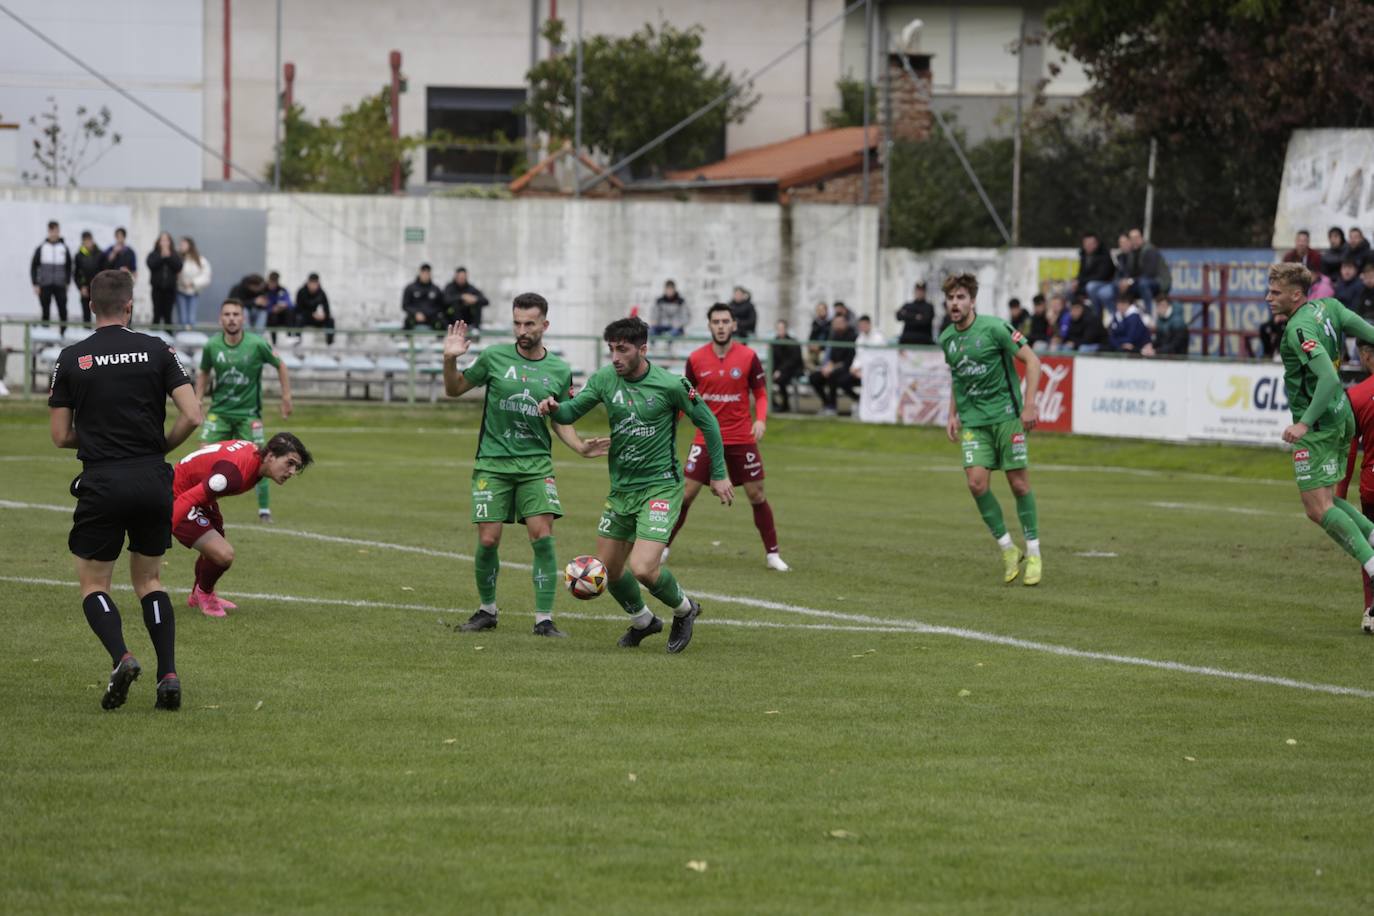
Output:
[426, 87, 526, 184]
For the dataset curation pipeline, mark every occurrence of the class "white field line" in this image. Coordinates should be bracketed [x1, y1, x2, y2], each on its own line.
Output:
[0, 498, 68, 512]
[1148, 500, 1296, 518]
[3, 504, 1371, 700]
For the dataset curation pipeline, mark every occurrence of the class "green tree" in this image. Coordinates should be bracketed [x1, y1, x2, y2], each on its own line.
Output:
[823, 77, 867, 129]
[21, 97, 121, 187]
[524, 19, 756, 177]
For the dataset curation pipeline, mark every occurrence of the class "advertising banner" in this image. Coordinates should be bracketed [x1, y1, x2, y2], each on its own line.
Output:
[895, 349, 952, 427]
[1072, 357, 1189, 441]
[856, 350, 900, 424]
[1017, 355, 1074, 432]
[1162, 248, 1278, 358]
[1185, 361, 1292, 445]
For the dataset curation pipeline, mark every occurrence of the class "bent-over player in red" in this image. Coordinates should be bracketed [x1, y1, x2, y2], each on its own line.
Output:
[173, 432, 313, 616]
[666, 302, 789, 571]
[1337, 340, 1374, 618]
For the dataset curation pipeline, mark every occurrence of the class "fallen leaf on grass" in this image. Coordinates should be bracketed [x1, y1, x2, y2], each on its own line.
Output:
[764, 710, 781, 715]
[401, 586, 414, 592]
[474, 646, 485, 651]
[357, 549, 369, 554]
[828, 829, 859, 840]
[443, 738, 457, 745]
[628, 773, 637, 782]
[685, 860, 708, 872]
[710, 540, 721, 547]
[1183, 756, 1196, 762]
[975, 662, 984, 667]
[254, 700, 264, 711]
[1286, 738, 1298, 746]
[957, 689, 972, 697]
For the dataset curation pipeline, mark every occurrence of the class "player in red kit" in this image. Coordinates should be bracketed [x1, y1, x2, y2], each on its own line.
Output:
[172, 432, 313, 617]
[665, 302, 789, 571]
[1336, 340, 1374, 629]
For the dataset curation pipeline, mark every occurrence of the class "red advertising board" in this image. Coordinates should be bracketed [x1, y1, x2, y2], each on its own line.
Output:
[1016, 355, 1074, 432]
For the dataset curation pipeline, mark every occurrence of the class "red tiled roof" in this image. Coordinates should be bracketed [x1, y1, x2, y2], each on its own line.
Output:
[665, 126, 878, 190]
[509, 142, 623, 194]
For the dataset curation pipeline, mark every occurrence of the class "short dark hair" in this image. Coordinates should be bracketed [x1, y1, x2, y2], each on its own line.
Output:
[81, 230, 94, 241]
[1297, 229, 1310, 238]
[307, 272, 320, 282]
[941, 273, 978, 300]
[513, 292, 548, 316]
[221, 297, 244, 312]
[89, 270, 133, 316]
[1009, 298, 1022, 309]
[419, 263, 432, 272]
[665, 279, 676, 289]
[47, 220, 59, 230]
[455, 265, 467, 274]
[1032, 293, 1045, 305]
[1359, 339, 1374, 353]
[858, 314, 872, 323]
[268, 271, 280, 283]
[707, 302, 733, 320]
[114, 226, 127, 238]
[262, 432, 313, 471]
[604, 316, 649, 347]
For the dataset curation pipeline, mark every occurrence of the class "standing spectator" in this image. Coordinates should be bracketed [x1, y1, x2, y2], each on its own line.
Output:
[896, 281, 935, 345]
[73, 230, 103, 325]
[769, 319, 805, 412]
[1152, 297, 1190, 356]
[808, 310, 858, 415]
[1028, 295, 1053, 351]
[441, 266, 489, 328]
[1124, 228, 1171, 314]
[730, 286, 758, 339]
[402, 263, 443, 330]
[295, 273, 336, 344]
[145, 231, 182, 328]
[31, 221, 73, 329]
[264, 271, 294, 340]
[1321, 226, 1349, 279]
[849, 314, 887, 385]
[1072, 232, 1116, 316]
[1063, 299, 1105, 352]
[1349, 227, 1371, 270]
[228, 274, 271, 331]
[650, 280, 689, 336]
[1284, 229, 1323, 274]
[1007, 298, 1032, 338]
[101, 227, 137, 278]
[1107, 296, 1152, 354]
[1334, 259, 1363, 311]
[175, 237, 211, 329]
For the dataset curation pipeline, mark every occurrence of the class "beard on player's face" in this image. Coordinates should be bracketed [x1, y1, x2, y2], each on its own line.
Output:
[711, 324, 733, 345]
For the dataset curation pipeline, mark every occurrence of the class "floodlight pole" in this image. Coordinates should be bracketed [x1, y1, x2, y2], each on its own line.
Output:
[573, 0, 583, 197]
[1144, 136, 1158, 239]
[272, 0, 282, 191]
[861, 0, 872, 205]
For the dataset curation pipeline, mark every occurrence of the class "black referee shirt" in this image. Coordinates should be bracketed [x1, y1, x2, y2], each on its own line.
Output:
[48, 326, 192, 465]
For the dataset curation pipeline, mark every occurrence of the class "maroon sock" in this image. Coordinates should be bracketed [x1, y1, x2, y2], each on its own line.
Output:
[667, 500, 692, 547]
[751, 500, 779, 553]
[195, 555, 229, 593]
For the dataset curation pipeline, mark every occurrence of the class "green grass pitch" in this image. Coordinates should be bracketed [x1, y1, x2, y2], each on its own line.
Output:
[2, 399, 1372, 914]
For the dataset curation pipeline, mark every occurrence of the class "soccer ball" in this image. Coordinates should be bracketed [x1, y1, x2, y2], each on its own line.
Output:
[565, 555, 607, 600]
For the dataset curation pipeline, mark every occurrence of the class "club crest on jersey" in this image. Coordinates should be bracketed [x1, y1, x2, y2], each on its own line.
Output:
[78, 355, 93, 370]
[1301, 339, 1318, 353]
[730, 367, 742, 378]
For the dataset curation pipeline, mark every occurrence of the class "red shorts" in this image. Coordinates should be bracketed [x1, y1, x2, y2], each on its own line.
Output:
[684, 442, 765, 486]
[172, 499, 224, 548]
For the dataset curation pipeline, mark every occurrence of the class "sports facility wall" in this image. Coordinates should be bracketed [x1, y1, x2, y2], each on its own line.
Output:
[859, 350, 1294, 447]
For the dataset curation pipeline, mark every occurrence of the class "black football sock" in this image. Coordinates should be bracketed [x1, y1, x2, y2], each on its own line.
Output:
[140, 591, 176, 680]
[82, 592, 129, 667]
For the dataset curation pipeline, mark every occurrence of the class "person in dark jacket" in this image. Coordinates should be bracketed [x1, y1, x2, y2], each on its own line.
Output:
[730, 286, 758, 339]
[1107, 297, 1152, 354]
[770, 319, 805, 412]
[101, 226, 136, 278]
[1063, 299, 1105, 352]
[1007, 298, 1032, 338]
[1283, 230, 1324, 274]
[1348, 228, 1371, 270]
[1321, 226, 1349, 279]
[1152, 297, 1190, 356]
[263, 270, 294, 340]
[1121, 228, 1172, 314]
[295, 273, 335, 344]
[896, 281, 936, 345]
[31, 220, 73, 329]
[441, 266, 489, 328]
[1334, 259, 1363, 311]
[808, 311, 858, 414]
[403, 263, 444, 330]
[1355, 262, 1374, 324]
[649, 280, 689, 336]
[228, 273, 271, 331]
[73, 230, 103, 324]
[146, 231, 183, 327]
[1072, 232, 1116, 316]
[1028, 296, 1053, 351]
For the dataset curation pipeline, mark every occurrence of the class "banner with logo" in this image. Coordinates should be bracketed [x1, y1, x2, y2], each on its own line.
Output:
[1016, 355, 1074, 432]
[1185, 361, 1292, 444]
[856, 350, 900, 424]
[1071, 357, 1190, 441]
[896, 349, 952, 426]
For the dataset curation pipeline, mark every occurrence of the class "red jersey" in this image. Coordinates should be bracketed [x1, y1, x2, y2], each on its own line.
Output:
[684, 342, 767, 446]
[174, 439, 264, 506]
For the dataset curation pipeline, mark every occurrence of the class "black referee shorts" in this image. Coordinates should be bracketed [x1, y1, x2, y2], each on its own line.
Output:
[68, 460, 174, 562]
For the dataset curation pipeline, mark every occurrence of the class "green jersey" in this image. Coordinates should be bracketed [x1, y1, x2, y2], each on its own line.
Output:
[1280, 297, 1347, 425]
[939, 313, 1026, 427]
[462, 344, 574, 475]
[550, 361, 726, 489]
[200, 332, 280, 419]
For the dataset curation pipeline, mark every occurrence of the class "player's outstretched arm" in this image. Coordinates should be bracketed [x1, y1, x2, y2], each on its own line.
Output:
[552, 422, 610, 458]
[166, 383, 205, 451]
[1336, 302, 1374, 346]
[542, 380, 601, 424]
[1014, 343, 1041, 430]
[684, 392, 730, 489]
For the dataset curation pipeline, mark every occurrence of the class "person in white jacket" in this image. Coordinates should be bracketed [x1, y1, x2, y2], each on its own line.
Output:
[850, 314, 888, 383]
[175, 237, 212, 328]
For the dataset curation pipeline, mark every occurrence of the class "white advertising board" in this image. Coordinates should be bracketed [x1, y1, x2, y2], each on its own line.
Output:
[1186, 361, 1292, 445]
[1072, 357, 1189, 441]
[856, 349, 901, 424]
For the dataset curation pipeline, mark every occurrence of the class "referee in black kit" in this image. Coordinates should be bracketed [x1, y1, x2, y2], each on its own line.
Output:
[48, 270, 203, 711]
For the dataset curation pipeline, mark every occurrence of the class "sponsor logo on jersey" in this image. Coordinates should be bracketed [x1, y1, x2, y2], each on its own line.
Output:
[81, 352, 151, 367]
[961, 430, 975, 442]
[1011, 329, 1024, 344]
[702, 392, 743, 403]
[1301, 339, 1318, 353]
[477, 478, 488, 490]
[78, 355, 93, 370]
[649, 500, 671, 511]
[1293, 449, 1310, 462]
[1012, 433, 1026, 445]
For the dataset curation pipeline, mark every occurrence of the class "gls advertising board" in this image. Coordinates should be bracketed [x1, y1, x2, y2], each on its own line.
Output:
[1185, 362, 1292, 444]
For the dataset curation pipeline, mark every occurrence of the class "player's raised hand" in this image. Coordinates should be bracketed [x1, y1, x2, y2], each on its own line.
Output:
[1282, 422, 1308, 444]
[946, 411, 962, 443]
[580, 436, 611, 458]
[536, 396, 560, 416]
[710, 478, 735, 506]
[751, 419, 766, 442]
[443, 321, 471, 360]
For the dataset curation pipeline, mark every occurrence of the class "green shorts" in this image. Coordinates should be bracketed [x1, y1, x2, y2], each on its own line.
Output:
[1292, 414, 1352, 492]
[596, 481, 683, 544]
[959, 419, 1028, 471]
[471, 470, 563, 524]
[202, 413, 265, 445]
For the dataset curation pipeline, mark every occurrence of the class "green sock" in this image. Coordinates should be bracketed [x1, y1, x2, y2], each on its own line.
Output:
[1320, 507, 1374, 565]
[474, 543, 500, 606]
[648, 566, 686, 610]
[608, 572, 646, 615]
[530, 536, 557, 613]
[256, 476, 270, 512]
[1015, 491, 1039, 541]
[973, 490, 1008, 539]
[1334, 498, 1374, 541]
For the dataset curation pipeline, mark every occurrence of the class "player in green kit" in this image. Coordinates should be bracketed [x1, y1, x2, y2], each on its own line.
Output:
[938, 272, 1044, 585]
[1266, 262, 1374, 633]
[537, 317, 732, 653]
[196, 298, 292, 522]
[443, 293, 609, 638]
